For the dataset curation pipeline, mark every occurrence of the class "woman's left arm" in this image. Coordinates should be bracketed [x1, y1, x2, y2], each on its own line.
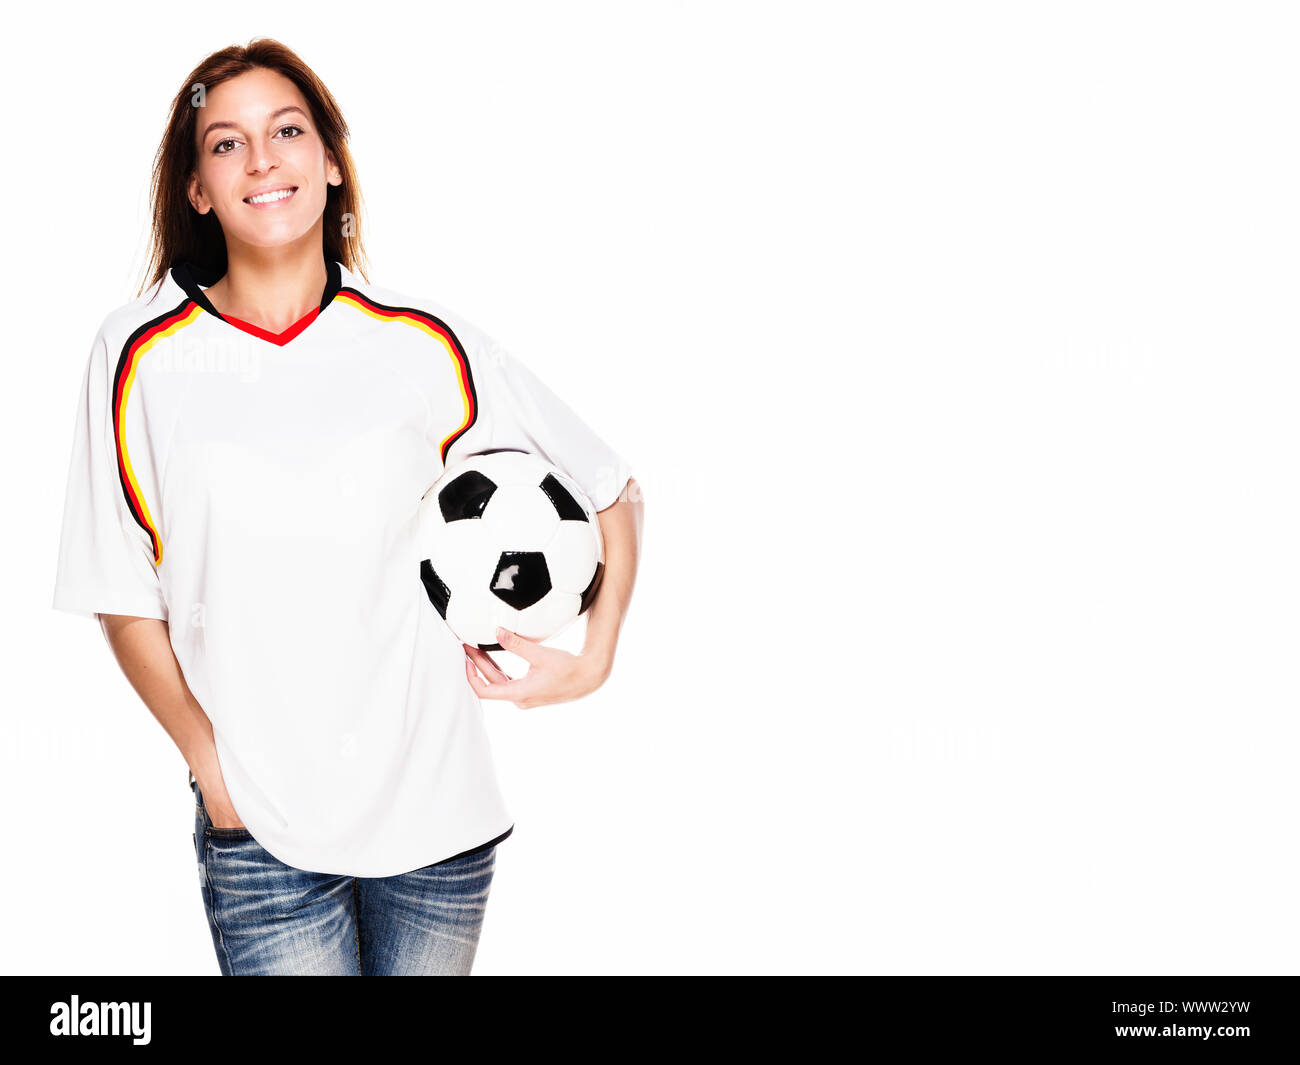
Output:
[464, 476, 644, 708]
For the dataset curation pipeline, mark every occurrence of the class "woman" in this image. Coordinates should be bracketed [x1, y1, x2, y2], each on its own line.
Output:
[51, 39, 642, 976]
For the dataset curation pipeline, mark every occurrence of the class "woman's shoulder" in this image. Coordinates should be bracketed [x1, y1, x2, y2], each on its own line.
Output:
[87, 270, 190, 358]
[338, 267, 497, 350]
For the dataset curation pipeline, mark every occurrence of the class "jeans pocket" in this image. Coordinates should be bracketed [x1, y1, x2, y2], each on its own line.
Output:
[205, 824, 254, 839]
[193, 780, 253, 838]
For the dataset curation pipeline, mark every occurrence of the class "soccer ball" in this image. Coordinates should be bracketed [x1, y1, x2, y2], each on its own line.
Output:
[417, 449, 606, 650]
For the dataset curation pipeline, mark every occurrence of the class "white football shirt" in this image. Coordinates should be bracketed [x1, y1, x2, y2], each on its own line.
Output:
[52, 259, 634, 876]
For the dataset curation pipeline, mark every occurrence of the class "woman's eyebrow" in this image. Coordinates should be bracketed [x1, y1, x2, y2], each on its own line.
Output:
[201, 105, 308, 142]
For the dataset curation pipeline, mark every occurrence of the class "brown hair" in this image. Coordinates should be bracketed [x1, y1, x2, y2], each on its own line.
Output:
[135, 38, 370, 298]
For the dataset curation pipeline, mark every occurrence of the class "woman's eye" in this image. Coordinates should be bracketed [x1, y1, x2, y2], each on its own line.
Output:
[211, 127, 303, 155]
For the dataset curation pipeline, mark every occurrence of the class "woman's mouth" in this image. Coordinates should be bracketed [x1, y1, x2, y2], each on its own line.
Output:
[243, 186, 298, 208]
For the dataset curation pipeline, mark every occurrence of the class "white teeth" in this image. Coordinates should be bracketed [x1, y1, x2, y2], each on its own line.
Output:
[247, 188, 295, 204]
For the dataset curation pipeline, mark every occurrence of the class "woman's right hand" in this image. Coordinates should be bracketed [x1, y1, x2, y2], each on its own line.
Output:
[197, 775, 247, 830]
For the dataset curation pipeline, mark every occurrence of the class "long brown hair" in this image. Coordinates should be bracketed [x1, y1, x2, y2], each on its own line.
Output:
[136, 38, 370, 298]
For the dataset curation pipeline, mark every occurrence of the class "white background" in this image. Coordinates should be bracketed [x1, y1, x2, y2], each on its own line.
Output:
[4, 1, 1297, 974]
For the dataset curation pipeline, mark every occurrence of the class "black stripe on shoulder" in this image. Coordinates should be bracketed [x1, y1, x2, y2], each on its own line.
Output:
[335, 287, 480, 465]
[112, 295, 202, 553]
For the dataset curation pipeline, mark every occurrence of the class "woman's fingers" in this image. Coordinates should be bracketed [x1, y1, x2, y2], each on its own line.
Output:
[464, 654, 535, 703]
[465, 644, 512, 682]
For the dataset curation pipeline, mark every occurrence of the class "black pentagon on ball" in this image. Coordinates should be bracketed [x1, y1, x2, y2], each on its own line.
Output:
[490, 551, 551, 610]
[419, 559, 450, 619]
[539, 472, 590, 522]
[439, 469, 497, 522]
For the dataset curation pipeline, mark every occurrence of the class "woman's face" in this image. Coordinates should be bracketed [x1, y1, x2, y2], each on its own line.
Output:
[187, 67, 341, 253]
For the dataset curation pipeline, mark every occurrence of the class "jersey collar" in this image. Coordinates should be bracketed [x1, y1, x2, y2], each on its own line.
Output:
[170, 258, 345, 346]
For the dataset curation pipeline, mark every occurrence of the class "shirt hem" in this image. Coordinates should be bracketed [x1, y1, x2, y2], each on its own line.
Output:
[52, 594, 169, 622]
[424, 823, 514, 868]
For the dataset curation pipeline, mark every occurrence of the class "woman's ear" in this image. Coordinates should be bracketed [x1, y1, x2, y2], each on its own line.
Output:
[187, 172, 209, 214]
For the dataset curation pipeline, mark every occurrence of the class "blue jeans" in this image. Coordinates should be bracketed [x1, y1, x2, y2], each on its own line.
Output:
[190, 775, 498, 975]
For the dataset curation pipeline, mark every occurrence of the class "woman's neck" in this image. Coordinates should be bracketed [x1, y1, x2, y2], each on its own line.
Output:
[202, 246, 328, 333]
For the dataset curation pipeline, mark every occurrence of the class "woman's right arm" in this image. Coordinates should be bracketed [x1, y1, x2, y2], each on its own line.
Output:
[97, 614, 245, 830]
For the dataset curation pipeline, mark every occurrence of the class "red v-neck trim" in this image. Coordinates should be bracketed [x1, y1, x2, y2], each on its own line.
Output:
[219, 305, 321, 346]
[169, 259, 345, 348]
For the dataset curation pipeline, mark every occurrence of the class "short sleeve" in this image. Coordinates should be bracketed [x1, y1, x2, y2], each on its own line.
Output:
[448, 330, 634, 512]
[51, 322, 169, 622]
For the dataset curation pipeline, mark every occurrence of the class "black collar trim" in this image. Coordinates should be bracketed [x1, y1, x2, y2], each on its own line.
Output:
[170, 259, 344, 321]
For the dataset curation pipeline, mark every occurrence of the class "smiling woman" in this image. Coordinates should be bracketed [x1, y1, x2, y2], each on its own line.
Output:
[50, 36, 643, 976]
[175, 69, 350, 335]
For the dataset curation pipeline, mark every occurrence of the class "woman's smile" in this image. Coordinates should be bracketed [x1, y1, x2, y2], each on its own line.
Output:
[243, 185, 298, 208]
